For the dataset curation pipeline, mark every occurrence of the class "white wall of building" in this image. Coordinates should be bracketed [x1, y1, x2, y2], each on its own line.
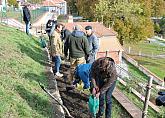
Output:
[44, 1, 67, 15]
[0, 5, 2, 11]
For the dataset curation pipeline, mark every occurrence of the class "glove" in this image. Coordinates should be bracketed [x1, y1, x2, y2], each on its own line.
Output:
[92, 87, 99, 96]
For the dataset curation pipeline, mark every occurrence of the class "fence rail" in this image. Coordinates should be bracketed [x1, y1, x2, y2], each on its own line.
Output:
[124, 47, 165, 59]
[122, 52, 164, 85]
[0, 7, 47, 24]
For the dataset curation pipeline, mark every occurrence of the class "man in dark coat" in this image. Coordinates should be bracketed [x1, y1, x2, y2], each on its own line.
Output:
[91, 57, 117, 118]
[23, 4, 31, 35]
[64, 25, 89, 84]
[85, 26, 99, 63]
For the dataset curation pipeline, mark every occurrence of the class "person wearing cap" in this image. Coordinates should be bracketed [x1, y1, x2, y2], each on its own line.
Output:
[64, 24, 90, 84]
[85, 26, 99, 63]
[22, 3, 31, 35]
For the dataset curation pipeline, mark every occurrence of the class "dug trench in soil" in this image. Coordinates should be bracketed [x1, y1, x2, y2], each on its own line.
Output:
[55, 64, 90, 118]
[53, 63, 131, 118]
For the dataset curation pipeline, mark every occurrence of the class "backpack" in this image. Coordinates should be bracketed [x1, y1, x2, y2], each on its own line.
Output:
[39, 36, 47, 48]
[45, 20, 57, 36]
[61, 29, 71, 41]
[155, 91, 165, 106]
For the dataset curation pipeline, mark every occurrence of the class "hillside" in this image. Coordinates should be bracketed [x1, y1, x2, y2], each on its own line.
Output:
[0, 24, 52, 117]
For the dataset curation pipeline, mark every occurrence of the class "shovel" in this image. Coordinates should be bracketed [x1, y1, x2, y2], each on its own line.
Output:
[39, 83, 74, 118]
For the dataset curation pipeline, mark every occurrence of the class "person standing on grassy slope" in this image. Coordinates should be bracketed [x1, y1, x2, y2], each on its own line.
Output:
[64, 24, 89, 84]
[91, 57, 117, 118]
[50, 23, 64, 77]
[85, 26, 99, 63]
[45, 15, 57, 49]
[22, 3, 31, 35]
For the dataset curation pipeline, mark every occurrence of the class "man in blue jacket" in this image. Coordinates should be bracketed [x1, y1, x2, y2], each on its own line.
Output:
[85, 26, 99, 63]
[73, 63, 92, 89]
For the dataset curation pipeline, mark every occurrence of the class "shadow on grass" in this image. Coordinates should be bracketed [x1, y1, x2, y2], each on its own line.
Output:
[24, 72, 47, 86]
[15, 85, 52, 117]
[17, 43, 48, 66]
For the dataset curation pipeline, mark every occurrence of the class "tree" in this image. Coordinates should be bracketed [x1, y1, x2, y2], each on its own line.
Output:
[27, 0, 44, 4]
[76, 0, 98, 20]
[95, 0, 154, 44]
[154, 23, 161, 34]
[68, 0, 154, 43]
[8, 0, 18, 8]
[159, 17, 165, 38]
[151, 0, 165, 17]
[95, 0, 109, 22]
[65, 0, 78, 15]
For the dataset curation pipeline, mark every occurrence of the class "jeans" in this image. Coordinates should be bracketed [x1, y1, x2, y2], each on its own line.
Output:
[87, 53, 96, 63]
[25, 21, 30, 35]
[52, 55, 61, 73]
[98, 81, 116, 118]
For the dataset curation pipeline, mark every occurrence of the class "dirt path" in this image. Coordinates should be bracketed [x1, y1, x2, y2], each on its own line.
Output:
[56, 64, 91, 118]
[32, 12, 54, 27]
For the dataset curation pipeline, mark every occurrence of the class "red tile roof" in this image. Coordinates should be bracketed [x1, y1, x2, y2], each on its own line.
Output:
[63, 22, 123, 52]
[63, 22, 117, 38]
[42, 0, 65, 7]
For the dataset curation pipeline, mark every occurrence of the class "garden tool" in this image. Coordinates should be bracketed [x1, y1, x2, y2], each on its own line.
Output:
[38, 82, 74, 118]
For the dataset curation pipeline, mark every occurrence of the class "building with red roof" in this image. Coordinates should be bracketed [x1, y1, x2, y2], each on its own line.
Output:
[63, 20, 124, 64]
[42, 0, 67, 15]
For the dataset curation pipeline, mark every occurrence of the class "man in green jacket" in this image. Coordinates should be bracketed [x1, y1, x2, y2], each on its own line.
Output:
[64, 24, 89, 83]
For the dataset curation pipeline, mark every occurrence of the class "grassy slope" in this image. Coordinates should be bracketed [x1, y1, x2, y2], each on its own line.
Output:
[117, 60, 165, 118]
[124, 41, 165, 79]
[0, 24, 130, 118]
[0, 24, 52, 118]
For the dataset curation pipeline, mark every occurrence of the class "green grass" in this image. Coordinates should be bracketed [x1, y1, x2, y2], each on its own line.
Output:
[124, 41, 165, 55]
[112, 98, 131, 118]
[0, 24, 52, 117]
[116, 60, 165, 118]
[117, 83, 162, 118]
[124, 41, 165, 79]
[131, 55, 165, 79]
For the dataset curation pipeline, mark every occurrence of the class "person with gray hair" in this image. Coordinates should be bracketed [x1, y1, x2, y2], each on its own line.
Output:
[64, 24, 90, 84]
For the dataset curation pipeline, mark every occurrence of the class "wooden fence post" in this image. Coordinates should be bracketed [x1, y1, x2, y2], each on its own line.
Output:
[139, 51, 141, 56]
[128, 46, 131, 54]
[142, 76, 153, 118]
[152, 52, 154, 58]
[105, 50, 108, 57]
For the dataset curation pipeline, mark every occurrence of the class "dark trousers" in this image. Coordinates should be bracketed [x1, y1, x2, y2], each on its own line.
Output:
[98, 81, 116, 118]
